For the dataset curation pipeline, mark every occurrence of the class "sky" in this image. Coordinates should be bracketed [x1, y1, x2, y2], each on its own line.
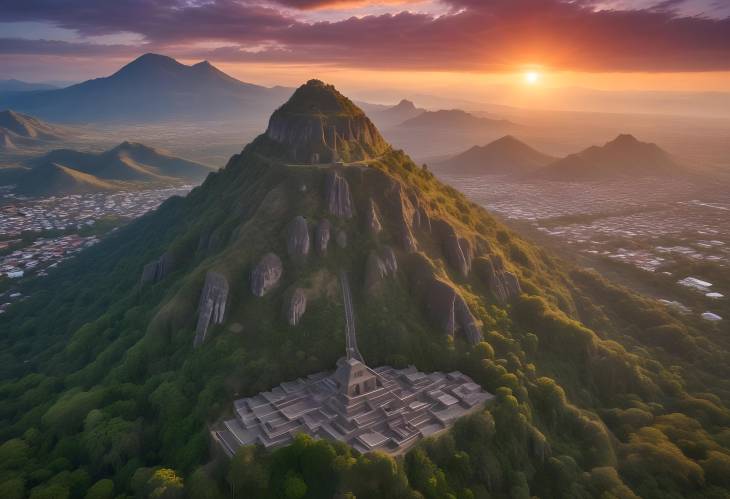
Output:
[1, 0, 729, 109]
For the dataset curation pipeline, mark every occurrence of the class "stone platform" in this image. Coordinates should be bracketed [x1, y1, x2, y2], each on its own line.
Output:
[213, 357, 492, 456]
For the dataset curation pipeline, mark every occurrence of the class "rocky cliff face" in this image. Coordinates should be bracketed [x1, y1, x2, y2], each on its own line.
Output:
[326, 171, 354, 219]
[435, 220, 471, 278]
[366, 198, 383, 235]
[264, 80, 389, 163]
[284, 288, 307, 326]
[287, 216, 310, 260]
[194, 271, 229, 347]
[474, 255, 521, 303]
[315, 219, 331, 255]
[336, 230, 348, 249]
[426, 278, 482, 345]
[364, 246, 398, 294]
[140, 252, 174, 284]
[251, 253, 283, 297]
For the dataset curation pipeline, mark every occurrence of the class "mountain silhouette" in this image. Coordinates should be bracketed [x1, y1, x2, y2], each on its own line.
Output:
[532, 134, 683, 181]
[17, 141, 210, 195]
[0, 109, 68, 150]
[436, 135, 555, 174]
[398, 109, 514, 130]
[0, 53, 293, 123]
[372, 99, 425, 127]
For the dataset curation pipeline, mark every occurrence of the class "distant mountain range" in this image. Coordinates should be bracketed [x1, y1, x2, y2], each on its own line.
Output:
[398, 109, 514, 131]
[438, 133, 683, 181]
[436, 135, 555, 174]
[0, 110, 68, 150]
[0, 53, 294, 123]
[531, 134, 683, 181]
[0, 79, 58, 93]
[12, 141, 210, 196]
[370, 99, 425, 128]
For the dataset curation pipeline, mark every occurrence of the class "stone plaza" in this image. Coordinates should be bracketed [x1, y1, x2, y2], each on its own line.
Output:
[213, 347, 492, 456]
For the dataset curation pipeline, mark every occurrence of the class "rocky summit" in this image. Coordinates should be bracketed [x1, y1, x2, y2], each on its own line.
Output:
[264, 79, 389, 164]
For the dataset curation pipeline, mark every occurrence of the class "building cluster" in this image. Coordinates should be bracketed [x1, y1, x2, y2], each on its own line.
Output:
[440, 174, 728, 323]
[0, 186, 192, 283]
[0, 187, 191, 238]
[1, 234, 99, 280]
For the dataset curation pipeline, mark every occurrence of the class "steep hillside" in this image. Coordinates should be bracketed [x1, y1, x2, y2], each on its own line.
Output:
[15, 162, 117, 196]
[0, 53, 293, 123]
[436, 135, 555, 174]
[1, 81, 729, 499]
[16, 142, 210, 195]
[533, 134, 683, 181]
[0, 110, 68, 150]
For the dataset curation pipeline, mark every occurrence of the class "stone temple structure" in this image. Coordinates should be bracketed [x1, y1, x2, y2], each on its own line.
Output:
[212, 274, 493, 456]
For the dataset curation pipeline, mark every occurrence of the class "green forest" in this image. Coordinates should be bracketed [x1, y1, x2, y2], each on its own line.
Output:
[2, 96, 730, 498]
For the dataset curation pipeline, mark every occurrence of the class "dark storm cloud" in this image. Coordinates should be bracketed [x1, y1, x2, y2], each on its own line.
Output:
[1, 0, 729, 72]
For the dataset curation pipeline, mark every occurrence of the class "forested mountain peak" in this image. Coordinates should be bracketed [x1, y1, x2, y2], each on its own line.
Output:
[0, 81, 728, 499]
[263, 80, 389, 163]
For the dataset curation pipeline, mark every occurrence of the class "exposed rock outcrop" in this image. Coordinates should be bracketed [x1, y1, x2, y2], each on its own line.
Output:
[141, 252, 174, 284]
[251, 253, 283, 297]
[459, 237, 474, 269]
[381, 246, 398, 274]
[336, 230, 348, 249]
[401, 223, 418, 254]
[315, 219, 331, 255]
[474, 255, 522, 303]
[284, 288, 307, 326]
[436, 221, 470, 277]
[326, 171, 354, 219]
[364, 252, 388, 293]
[413, 204, 431, 232]
[426, 278, 482, 345]
[264, 80, 389, 163]
[364, 246, 398, 293]
[287, 216, 310, 260]
[194, 271, 229, 347]
[366, 198, 383, 235]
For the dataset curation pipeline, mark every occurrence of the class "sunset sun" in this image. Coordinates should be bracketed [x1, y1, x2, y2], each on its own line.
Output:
[524, 71, 541, 85]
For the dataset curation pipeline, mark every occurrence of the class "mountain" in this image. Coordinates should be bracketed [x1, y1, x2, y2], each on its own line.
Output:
[15, 141, 210, 195]
[0, 109, 68, 150]
[0, 79, 57, 93]
[436, 135, 555, 174]
[0, 80, 728, 499]
[263, 79, 389, 163]
[398, 108, 514, 130]
[15, 162, 117, 196]
[371, 99, 425, 128]
[0, 53, 293, 123]
[532, 134, 683, 181]
[386, 108, 518, 160]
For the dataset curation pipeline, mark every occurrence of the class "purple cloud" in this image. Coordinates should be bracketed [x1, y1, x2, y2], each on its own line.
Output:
[0, 0, 728, 72]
